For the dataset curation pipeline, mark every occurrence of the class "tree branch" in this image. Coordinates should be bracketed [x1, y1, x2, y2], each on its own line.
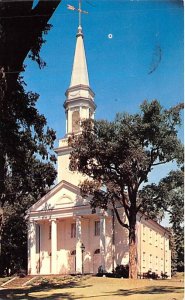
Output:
[152, 160, 168, 166]
[120, 188, 130, 220]
[112, 202, 129, 229]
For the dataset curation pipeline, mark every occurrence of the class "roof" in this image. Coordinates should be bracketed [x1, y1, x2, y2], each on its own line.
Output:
[26, 180, 81, 214]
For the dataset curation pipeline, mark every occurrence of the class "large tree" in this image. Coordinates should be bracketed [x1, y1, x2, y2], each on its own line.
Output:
[69, 100, 184, 279]
[0, 0, 61, 200]
[0, 0, 61, 269]
[0, 77, 57, 260]
[0, 0, 61, 239]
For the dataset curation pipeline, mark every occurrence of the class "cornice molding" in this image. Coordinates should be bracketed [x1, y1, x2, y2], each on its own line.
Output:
[64, 97, 96, 110]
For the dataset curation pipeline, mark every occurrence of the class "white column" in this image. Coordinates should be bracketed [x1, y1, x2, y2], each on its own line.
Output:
[29, 221, 36, 275]
[76, 217, 82, 273]
[79, 106, 82, 131]
[168, 249, 171, 278]
[51, 219, 57, 274]
[100, 215, 106, 272]
[68, 109, 72, 133]
[66, 110, 68, 134]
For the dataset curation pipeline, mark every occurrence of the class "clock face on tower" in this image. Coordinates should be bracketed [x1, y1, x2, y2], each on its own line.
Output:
[72, 110, 80, 132]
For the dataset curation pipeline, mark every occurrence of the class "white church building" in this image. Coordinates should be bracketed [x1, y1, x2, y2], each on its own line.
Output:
[27, 24, 171, 277]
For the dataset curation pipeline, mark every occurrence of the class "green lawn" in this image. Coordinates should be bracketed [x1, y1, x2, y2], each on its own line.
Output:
[0, 275, 184, 300]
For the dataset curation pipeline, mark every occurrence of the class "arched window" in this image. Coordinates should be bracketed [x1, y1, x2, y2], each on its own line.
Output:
[71, 250, 76, 255]
[94, 249, 100, 254]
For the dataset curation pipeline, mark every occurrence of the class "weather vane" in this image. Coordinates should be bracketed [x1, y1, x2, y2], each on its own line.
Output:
[67, 0, 88, 27]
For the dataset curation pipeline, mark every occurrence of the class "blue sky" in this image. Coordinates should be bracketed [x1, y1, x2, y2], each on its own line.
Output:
[23, 0, 183, 186]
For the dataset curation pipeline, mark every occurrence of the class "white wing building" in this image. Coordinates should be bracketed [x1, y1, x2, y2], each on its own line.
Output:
[27, 25, 171, 277]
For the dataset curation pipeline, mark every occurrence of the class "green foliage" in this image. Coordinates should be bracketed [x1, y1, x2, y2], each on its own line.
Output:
[28, 23, 52, 69]
[0, 206, 27, 275]
[0, 77, 57, 274]
[114, 264, 129, 278]
[0, 77, 57, 208]
[70, 100, 183, 217]
[0, 64, 57, 275]
[0, 80, 57, 274]
[0, 0, 61, 274]
[69, 100, 184, 278]
[139, 169, 184, 222]
[175, 226, 184, 272]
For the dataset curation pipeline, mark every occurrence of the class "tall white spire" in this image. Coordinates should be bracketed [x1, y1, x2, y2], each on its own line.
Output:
[56, 3, 96, 184]
[64, 6, 96, 136]
[70, 25, 89, 87]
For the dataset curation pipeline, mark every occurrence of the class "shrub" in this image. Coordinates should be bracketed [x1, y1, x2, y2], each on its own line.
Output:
[114, 264, 129, 278]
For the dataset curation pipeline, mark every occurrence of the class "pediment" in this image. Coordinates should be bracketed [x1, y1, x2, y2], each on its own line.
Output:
[27, 180, 82, 213]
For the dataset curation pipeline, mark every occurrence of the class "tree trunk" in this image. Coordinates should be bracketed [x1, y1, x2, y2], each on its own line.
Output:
[128, 210, 137, 279]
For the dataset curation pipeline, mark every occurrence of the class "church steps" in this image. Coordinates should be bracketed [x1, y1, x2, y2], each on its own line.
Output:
[1, 275, 36, 288]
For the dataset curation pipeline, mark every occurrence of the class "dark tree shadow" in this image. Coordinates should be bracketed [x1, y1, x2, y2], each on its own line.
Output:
[112, 285, 183, 296]
[0, 279, 92, 300]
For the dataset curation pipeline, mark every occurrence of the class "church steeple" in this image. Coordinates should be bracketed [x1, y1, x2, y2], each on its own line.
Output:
[70, 25, 89, 87]
[56, 6, 96, 184]
[64, 25, 96, 135]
